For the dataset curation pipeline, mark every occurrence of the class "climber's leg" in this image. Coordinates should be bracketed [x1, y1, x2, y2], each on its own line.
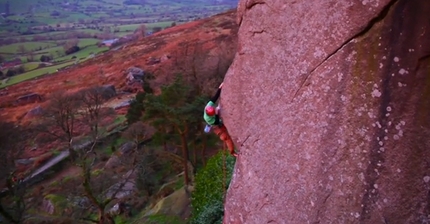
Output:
[213, 125, 237, 157]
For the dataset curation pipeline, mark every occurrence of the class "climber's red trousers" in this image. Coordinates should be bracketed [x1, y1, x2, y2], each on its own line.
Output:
[212, 124, 237, 156]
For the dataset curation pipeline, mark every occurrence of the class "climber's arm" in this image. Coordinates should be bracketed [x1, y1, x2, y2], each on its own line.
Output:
[210, 88, 221, 103]
[214, 115, 220, 125]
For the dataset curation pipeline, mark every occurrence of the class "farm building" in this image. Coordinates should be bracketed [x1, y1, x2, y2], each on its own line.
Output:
[101, 39, 119, 47]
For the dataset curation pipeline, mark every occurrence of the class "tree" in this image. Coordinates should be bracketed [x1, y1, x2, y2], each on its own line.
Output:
[40, 55, 52, 62]
[152, 26, 162, 33]
[39, 87, 130, 223]
[122, 121, 158, 196]
[77, 86, 114, 141]
[65, 45, 80, 55]
[144, 75, 203, 185]
[63, 38, 79, 52]
[172, 41, 234, 96]
[40, 90, 81, 161]
[27, 52, 35, 62]
[126, 92, 146, 124]
[126, 73, 155, 124]
[6, 69, 16, 77]
[17, 45, 26, 54]
[0, 122, 28, 223]
[134, 24, 146, 38]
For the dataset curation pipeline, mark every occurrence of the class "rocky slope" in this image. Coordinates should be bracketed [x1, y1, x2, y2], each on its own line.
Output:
[222, 0, 430, 223]
[0, 10, 238, 123]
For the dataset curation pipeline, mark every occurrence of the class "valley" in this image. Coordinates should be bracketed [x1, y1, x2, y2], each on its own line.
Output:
[0, 0, 237, 88]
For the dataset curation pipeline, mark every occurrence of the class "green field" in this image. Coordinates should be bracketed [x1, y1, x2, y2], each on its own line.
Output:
[33, 46, 64, 56]
[23, 62, 42, 71]
[117, 24, 141, 32]
[146, 21, 175, 29]
[0, 42, 58, 54]
[77, 38, 100, 47]
[0, 0, 237, 88]
[54, 45, 109, 62]
[0, 61, 75, 88]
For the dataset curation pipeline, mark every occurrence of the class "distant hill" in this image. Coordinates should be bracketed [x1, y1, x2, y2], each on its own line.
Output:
[0, 0, 238, 14]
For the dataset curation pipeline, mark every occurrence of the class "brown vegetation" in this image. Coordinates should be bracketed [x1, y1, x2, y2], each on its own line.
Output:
[0, 10, 238, 124]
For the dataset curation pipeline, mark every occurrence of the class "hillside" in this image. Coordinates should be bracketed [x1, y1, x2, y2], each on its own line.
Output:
[0, 9, 238, 124]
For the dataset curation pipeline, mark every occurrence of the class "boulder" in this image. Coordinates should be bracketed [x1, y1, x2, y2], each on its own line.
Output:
[105, 155, 121, 169]
[126, 66, 144, 82]
[67, 196, 90, 208]
[15, 158, 34, 165]
[16, 93, 42, 105]
[119, 141, 136, 155]
[160, 54, 171, 62]
[113, 101, 131, 110]
[222, 0, 430, 223]
[144, 186, 191, 219]
[97, 84, 116, 100]
[26, 105, 43, 117]
[146, 57, 161, 65]
[105, 180, 136, 199]
[41, 198, 55, 215]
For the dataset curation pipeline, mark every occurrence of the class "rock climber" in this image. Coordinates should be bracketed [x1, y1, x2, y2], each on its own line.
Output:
[203, 82, 238, 157]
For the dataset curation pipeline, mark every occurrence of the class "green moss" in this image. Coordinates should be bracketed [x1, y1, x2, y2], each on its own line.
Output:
[44, 194, 68, 215]
[145, 214, 185, 224]
[49, 180, 60, 187]
[61, 175, 74, 183]
[91, 168, 104, 176]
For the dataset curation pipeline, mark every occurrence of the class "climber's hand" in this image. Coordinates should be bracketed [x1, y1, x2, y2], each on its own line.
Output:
[219, 82, 224, 89]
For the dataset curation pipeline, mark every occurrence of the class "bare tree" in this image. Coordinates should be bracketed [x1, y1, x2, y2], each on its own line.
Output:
[40, 90, 81, 161]
[134, 24, 146, 39]
[63, 38, 79, 51]
[122, 121, 150, 147]
[78, 86, 114, 143]
[17, 45, 26, 54]
[122, 122, 158, 198]
[172, 41, 233, 95]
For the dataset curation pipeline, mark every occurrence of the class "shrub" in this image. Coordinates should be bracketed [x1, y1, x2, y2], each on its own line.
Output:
[40, 55, 52, 62]
[126, 92, 146, 124]
[65, 46, 80, 55]
[192, 200, 223, 224]
[190, 151, 235, 224]
[6, 69, 15, 77]
[145, 214, 184, 224]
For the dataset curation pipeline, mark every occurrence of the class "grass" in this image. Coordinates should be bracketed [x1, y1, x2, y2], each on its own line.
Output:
[77, 38, 100, 47]
[0, 42, 58, 54]
[34, 46, 64, 55]
[106, 115, 127, 132]
[0, 61, 75, 88]
[54, 45, 108, 62]
[146, 21, 175, 29]
[117, 24, 141, 32]
[114, 21, 174, 34]
[23, 62, 41, 71]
